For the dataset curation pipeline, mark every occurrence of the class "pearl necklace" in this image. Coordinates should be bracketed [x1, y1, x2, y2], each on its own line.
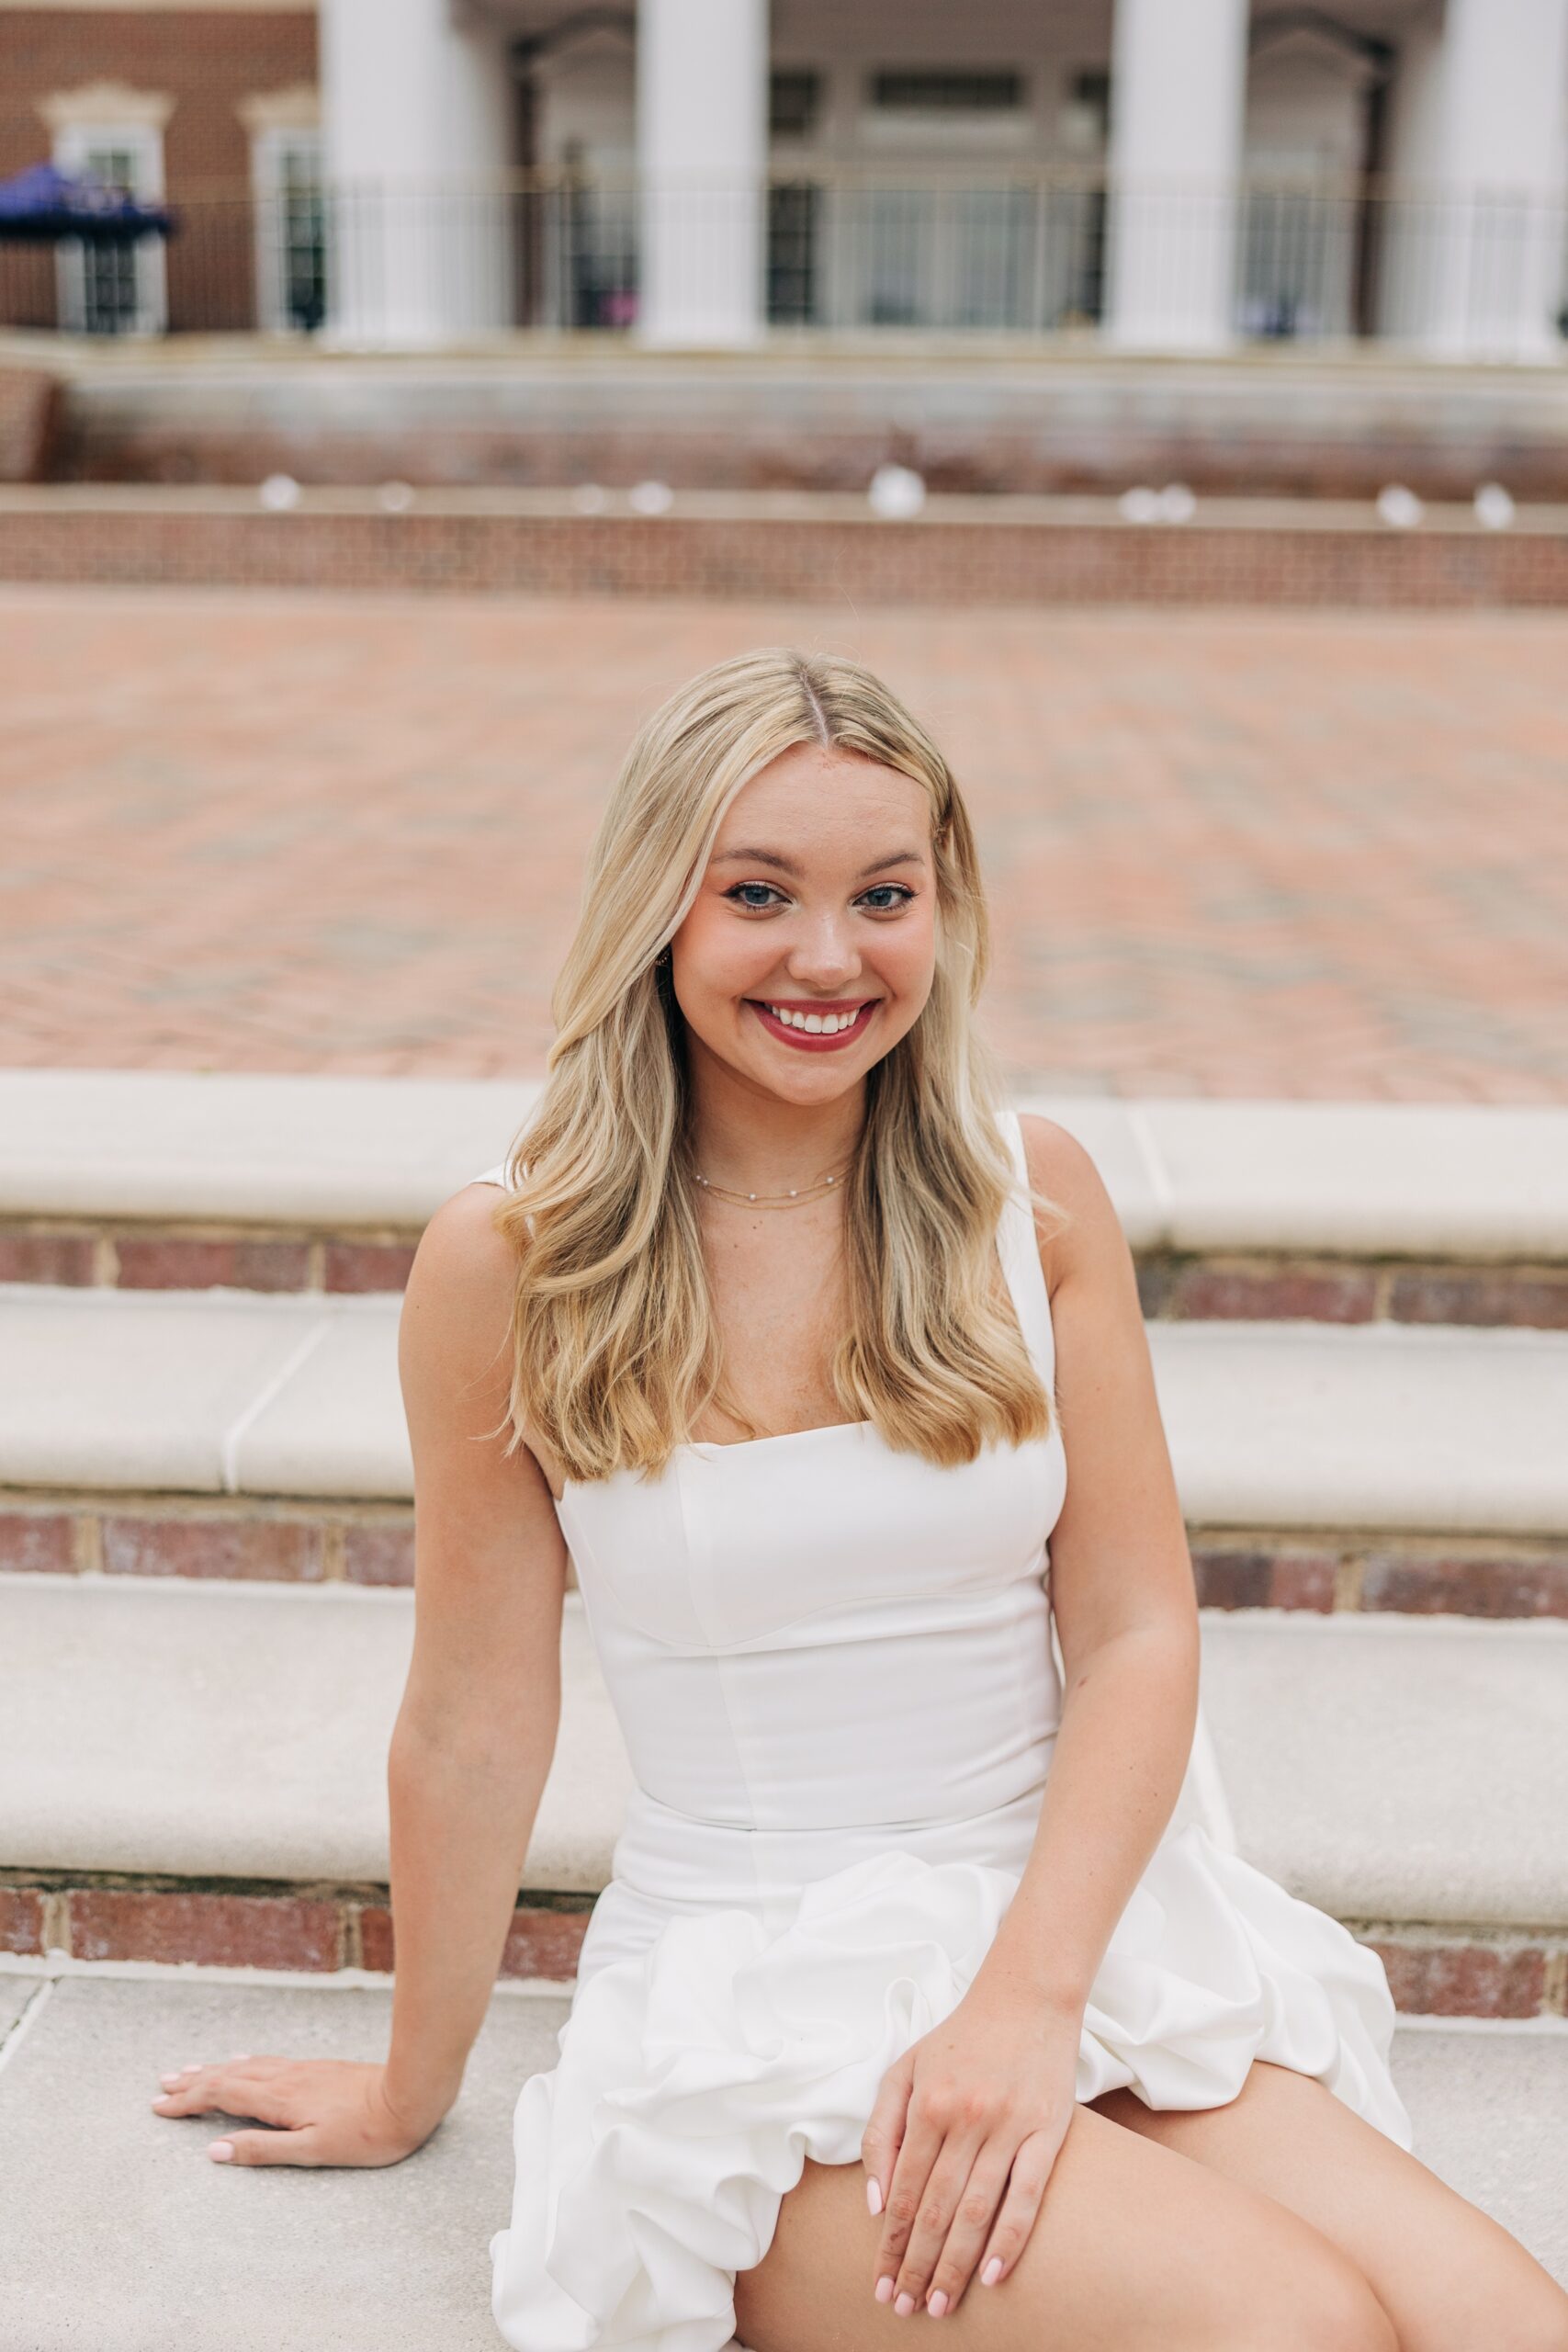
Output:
[693, 1161, 852, 1209]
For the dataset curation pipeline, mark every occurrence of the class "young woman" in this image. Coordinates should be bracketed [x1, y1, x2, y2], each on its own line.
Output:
[152, 650, 1568, 2352]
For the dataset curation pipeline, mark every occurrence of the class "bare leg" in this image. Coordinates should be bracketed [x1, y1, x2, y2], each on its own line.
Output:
[1088, 2060, 1568, 2352]
[733, 2094, 1398, 2352]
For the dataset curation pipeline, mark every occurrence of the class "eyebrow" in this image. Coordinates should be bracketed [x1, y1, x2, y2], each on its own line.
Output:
[711, 847, 925, 880]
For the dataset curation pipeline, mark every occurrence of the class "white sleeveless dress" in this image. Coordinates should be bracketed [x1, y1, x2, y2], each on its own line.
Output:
[473, 1108, 1412, 2352]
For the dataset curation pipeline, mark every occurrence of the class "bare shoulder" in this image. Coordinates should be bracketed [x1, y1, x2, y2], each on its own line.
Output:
[399, 1180, 521, 1416]
[397, 1182, 568, 1718]
[1015, 1111, 1130, 1303]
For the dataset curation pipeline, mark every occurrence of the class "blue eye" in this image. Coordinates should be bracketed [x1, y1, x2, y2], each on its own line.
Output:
[722, 882, 915, 912]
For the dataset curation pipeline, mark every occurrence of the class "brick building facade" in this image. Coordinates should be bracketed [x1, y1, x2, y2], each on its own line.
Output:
[0, 6, 316, 332]
[2, 0, 1565, 356]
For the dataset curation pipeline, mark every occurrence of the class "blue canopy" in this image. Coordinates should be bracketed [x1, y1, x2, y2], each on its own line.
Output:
[0, 162, 175, 243]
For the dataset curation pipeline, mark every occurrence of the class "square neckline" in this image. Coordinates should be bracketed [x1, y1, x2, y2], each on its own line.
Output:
[659, 1416, 870, 1461]
[557, 1414, 874, 1498]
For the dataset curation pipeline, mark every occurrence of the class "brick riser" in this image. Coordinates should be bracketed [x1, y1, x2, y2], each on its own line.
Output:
[5, 1225, 1567, 1329]
[0, 1225, 417, 1295]
[2, 1875, 1563, 2019]
[5, 506, 1568, 607]
[5, 1500, 1568, 1615]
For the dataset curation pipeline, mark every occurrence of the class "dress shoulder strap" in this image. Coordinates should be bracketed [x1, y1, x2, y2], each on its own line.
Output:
[469, 1163, 509, 1188]
[995, 1106, 1056, 1385]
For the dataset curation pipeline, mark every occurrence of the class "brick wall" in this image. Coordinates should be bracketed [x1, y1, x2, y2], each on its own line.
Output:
[2, 492, 1568, 606]
[0, 8, 317, 330]
[0, 363, 60, 478]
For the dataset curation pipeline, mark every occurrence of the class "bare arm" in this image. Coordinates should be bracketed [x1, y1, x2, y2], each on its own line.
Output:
[382, 1181, 571, 2134]
[972, 1113, 1201, 2014]
[151, 1181, 568, 2167]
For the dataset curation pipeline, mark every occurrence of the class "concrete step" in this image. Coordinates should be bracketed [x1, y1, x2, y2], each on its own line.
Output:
[1, 1962, 1562, 2346]
[7, 1074, 1566, 1258]
[39, 336, 1568, 503]
[2, 1573, 1565, 2011]
[4, 1282, 1567, 1617]
[3, 1074, 1565, 1318]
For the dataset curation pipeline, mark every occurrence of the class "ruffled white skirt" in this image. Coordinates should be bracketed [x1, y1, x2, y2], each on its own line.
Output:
[489, 1823, 1412, 2352]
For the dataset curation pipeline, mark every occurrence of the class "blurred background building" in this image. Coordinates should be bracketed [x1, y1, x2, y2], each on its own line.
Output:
[1, 0, 1565, 358]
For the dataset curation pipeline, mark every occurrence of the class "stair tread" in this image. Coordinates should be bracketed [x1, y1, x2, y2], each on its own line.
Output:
[5, 1283, 1568, 1532]
[3, 1573, 1565, 1928]
[2, 1071, 1566, 1257]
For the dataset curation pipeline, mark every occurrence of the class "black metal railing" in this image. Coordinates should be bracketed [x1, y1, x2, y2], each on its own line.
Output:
[3, 170, 1564, 354]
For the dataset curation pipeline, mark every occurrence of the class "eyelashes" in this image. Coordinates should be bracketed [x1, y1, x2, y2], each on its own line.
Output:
[722, 883, 916, 913]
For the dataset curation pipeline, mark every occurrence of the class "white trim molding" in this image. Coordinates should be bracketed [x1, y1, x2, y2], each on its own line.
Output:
[238, 83, 321, 135]
[248, 117, 326, 332]
[38, 81, 175, 133]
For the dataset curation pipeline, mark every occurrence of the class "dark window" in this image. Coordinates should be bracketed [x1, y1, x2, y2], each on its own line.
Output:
[867, 70, 1024, 112]
[1065, 69, 1111, 157]
[767, 180, 819, 322]
[770, 69, 822, 139]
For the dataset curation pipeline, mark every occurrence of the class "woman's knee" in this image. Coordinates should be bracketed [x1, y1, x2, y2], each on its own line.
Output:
[1240, 2253, 1398, 2352]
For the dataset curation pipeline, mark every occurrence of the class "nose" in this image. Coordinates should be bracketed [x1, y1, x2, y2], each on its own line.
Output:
[784, 912, 863, 991]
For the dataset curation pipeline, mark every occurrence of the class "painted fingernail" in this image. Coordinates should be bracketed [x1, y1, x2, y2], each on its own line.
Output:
[895, 2292, 915, 2317]
[928, 2290, 948, 2317]
[160, 2073, 180, 2087]
[874, 2275, 894, 2304]
[865, 2175, 882, 2216]
[982, 2257, 1003, 2286]
[208, 2140, 234, 2162]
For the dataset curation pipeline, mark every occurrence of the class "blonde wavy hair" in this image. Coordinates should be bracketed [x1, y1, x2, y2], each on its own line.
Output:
[490, 646, 1067, 1484]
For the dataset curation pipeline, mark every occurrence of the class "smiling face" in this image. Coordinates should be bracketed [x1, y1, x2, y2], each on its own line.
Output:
[668, 741, 939, 1106]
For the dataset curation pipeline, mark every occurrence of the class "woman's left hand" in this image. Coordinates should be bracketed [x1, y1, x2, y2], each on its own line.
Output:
[860, 1980, 1082, 2318]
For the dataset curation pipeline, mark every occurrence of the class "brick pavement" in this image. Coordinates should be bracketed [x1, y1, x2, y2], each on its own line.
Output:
[3, 583, 1566, 1101]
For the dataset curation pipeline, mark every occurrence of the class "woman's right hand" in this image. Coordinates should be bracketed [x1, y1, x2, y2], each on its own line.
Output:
[151, 2053, 446, 2167]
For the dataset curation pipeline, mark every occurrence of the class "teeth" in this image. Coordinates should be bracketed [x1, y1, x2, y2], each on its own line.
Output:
[767, 1003, 863, 1035]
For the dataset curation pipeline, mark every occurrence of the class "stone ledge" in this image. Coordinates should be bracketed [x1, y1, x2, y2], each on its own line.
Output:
[3, 1575, 1564, 1935]
[0, 1971, 1561, 2343]
[0, 1577, 619, 1895]
[2, 1071, 1565, 1261]
[0, 1069, 528, 1227]
[0, 1968, 548, 2351]
[9, 482, 1568, 531]
[6, 1285, 1566, 1533]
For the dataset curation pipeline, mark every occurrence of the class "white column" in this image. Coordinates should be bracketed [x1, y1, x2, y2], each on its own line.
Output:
[1104, 0, 1250, 351]
[1418, 0, 1568, 362]
[1371, 19, 1444, 345]
[636, 0, 768, 347]
[320, 0, 514, 347]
